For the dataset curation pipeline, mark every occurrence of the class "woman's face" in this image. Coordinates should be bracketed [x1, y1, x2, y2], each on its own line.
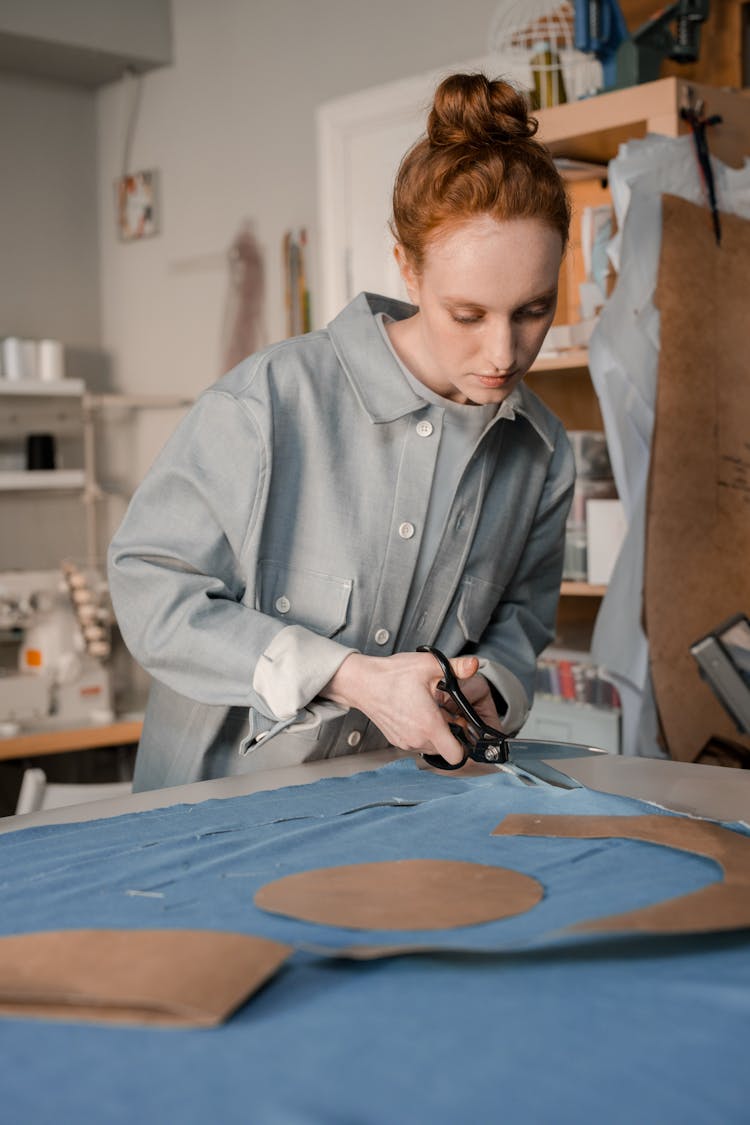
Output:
[392, 214, 563, 406]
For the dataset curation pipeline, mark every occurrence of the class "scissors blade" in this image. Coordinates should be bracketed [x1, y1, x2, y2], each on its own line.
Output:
[497, 762, 542, 787]
[505, 738, 608, 757]
[504, 738, 606, 789]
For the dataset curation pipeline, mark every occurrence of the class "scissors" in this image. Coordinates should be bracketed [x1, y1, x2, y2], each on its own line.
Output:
[416, 648, 584, 787]
[417, 644, 545, 783]
[416, 645, 605, 786]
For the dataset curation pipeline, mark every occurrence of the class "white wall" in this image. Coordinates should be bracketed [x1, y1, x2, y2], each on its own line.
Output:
[0, 72, 99, 573]
[0, 72, 98, 344]
[0, 0, 171, 68]
[96, 0, 502, 404]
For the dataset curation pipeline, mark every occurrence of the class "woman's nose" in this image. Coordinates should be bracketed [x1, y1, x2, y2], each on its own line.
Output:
[485, 321, 515, 372]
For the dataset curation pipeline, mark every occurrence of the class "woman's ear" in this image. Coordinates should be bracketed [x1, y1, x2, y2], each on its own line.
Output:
[393, 244, 419, 305]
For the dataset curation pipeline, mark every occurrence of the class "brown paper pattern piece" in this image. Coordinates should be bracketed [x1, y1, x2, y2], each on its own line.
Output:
[0, 929, 292, 1027]
[254, 859, 543, 931]
[647, 194, 750, 762]
[492, 814, 750, 934]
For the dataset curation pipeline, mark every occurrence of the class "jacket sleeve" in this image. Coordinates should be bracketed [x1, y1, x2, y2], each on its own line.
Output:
[108, 388, 353, 718]
[470, 430, 576, 729]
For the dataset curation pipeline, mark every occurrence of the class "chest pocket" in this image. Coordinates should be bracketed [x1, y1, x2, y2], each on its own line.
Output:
[257, 561, 352, 638]
[456, 574, 505, 643]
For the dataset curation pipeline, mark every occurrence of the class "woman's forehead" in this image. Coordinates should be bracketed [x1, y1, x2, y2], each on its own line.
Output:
[421, 215, 562, 301]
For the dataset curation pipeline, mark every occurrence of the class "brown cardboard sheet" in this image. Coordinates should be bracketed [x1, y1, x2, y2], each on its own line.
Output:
[0, 929, 292, 1027]
[646, 194, 750, 762]
[492, 813, 750, 934]
[254, 859, 543, 931]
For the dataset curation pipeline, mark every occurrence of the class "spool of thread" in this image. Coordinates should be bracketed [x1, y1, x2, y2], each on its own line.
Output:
[38, 339, 64, 383]
[25, 433, 56, 471]
[530, 41, 567, 110]
[2, 337, 26, 381]
[22, 339, 38, 379]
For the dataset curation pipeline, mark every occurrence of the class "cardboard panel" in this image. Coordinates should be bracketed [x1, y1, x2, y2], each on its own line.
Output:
[255, 859, 543, 931]
[646, 194, 750, 762]
[0, 929, 292, 1027]
[493, 813, 750, 934]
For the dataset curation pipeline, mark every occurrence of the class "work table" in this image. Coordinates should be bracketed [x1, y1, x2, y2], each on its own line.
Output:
[1, 747, 749, 1123]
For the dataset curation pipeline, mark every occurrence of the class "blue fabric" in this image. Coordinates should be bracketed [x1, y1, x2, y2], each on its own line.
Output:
[1, 759, 749, 1123]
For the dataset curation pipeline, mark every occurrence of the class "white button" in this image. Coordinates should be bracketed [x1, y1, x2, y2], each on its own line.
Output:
[275, 596, 290, 613]
[374, 628, 390, 645]
[398, 522, 415, 539]
[347, 731, 362, 747]
[416, 420, 433, 437]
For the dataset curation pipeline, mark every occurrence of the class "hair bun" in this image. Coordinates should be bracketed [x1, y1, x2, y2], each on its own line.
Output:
[427, 73, 537, 148]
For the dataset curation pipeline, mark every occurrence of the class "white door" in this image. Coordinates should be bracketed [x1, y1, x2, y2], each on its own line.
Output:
[316, 58, 492, 326]
[317, 51, 603, 328]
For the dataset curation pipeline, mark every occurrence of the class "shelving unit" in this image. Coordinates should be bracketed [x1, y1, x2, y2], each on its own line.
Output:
[0, 378, 192, 563]
[0, 380, 192, 760]
[560, 581, 607, 598]
[0, 379, 84, 397]
[0, 379, 87, 515]
[535, 77, 749, 169]
[80, 391, 193, 564]
[0, 469, 86, 491]
[523, 78, 749, 751]
[530, 349, 589, 373]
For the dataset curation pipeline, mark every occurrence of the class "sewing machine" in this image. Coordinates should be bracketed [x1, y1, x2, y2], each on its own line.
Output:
[0, 565, 113, 735]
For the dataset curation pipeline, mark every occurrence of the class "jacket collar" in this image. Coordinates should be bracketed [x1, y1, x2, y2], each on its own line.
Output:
[512, 384, 557, 452]
[328, 292, 558, 450]
[328, 292, 425, 422]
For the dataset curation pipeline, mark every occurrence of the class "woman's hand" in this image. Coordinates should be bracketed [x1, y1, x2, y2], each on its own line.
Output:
[321, 650, 496, 765]
[441, 667, 502, 733]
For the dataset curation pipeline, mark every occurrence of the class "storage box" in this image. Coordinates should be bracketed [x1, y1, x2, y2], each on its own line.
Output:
[586, 498, 626, 585]
[518, 695, 621, 754]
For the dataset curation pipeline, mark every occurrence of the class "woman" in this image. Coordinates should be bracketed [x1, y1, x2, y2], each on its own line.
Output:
[109, 72, 575, 791]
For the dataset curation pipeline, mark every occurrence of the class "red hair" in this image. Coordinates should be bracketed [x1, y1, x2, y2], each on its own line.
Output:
[391, 73, 570, 269]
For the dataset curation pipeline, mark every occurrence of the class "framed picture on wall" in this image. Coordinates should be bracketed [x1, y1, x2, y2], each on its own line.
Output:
[115, 169, 160, 242]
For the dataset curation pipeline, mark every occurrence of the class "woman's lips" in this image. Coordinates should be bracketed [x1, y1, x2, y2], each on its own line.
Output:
[474, 371, 517, 387]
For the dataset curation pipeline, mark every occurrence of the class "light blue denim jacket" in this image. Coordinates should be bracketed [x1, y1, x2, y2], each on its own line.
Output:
[109, 293, 575, 790]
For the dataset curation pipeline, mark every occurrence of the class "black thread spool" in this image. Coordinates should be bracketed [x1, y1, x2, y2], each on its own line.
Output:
[25, 433, 56, 471]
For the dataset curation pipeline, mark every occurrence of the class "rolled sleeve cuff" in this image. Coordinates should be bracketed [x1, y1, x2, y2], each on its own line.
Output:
[252, 624, 358, 719]
[476, 658, 530, 734]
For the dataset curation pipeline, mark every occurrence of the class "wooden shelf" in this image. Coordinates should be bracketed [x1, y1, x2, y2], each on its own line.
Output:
[561, 581, 607, 597]
[0, 469, 86, 491]
[86, 393, 194, 409]
[536, 77, 749, 170]
[531, 348, 589, 372]
[0, 379, 84, 397]
[0, 719, 143, 761]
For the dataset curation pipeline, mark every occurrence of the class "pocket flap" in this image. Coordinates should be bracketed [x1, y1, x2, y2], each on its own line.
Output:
[258, 562, 352, 638]
[456, 575, 505, 642]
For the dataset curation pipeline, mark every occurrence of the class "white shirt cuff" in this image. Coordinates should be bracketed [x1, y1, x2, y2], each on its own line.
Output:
[252, 624, 357, 719]
[476, 658, 530, 734]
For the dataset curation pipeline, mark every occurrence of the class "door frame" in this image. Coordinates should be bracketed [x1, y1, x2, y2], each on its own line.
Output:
[316, 56, 491, 327]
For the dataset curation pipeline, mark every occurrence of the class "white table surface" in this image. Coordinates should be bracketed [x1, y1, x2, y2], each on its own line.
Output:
[2, 748, 749, 834]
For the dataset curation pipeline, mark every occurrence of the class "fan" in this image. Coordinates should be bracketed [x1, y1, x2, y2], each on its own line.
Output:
[488, 0, 602, 106]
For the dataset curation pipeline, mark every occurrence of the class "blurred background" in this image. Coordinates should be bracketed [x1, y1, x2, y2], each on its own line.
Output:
[0, 0, 746, 811]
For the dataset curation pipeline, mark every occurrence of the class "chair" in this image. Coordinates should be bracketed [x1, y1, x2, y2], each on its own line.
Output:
[14, 768, 132, 816]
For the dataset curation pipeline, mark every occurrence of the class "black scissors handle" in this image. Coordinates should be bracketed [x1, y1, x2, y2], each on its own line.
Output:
[417, 644, 509, 770]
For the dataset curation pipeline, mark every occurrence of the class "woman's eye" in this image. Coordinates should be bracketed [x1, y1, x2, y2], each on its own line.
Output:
[451, 313, 482, 325]
[516, 305, 552, 320]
